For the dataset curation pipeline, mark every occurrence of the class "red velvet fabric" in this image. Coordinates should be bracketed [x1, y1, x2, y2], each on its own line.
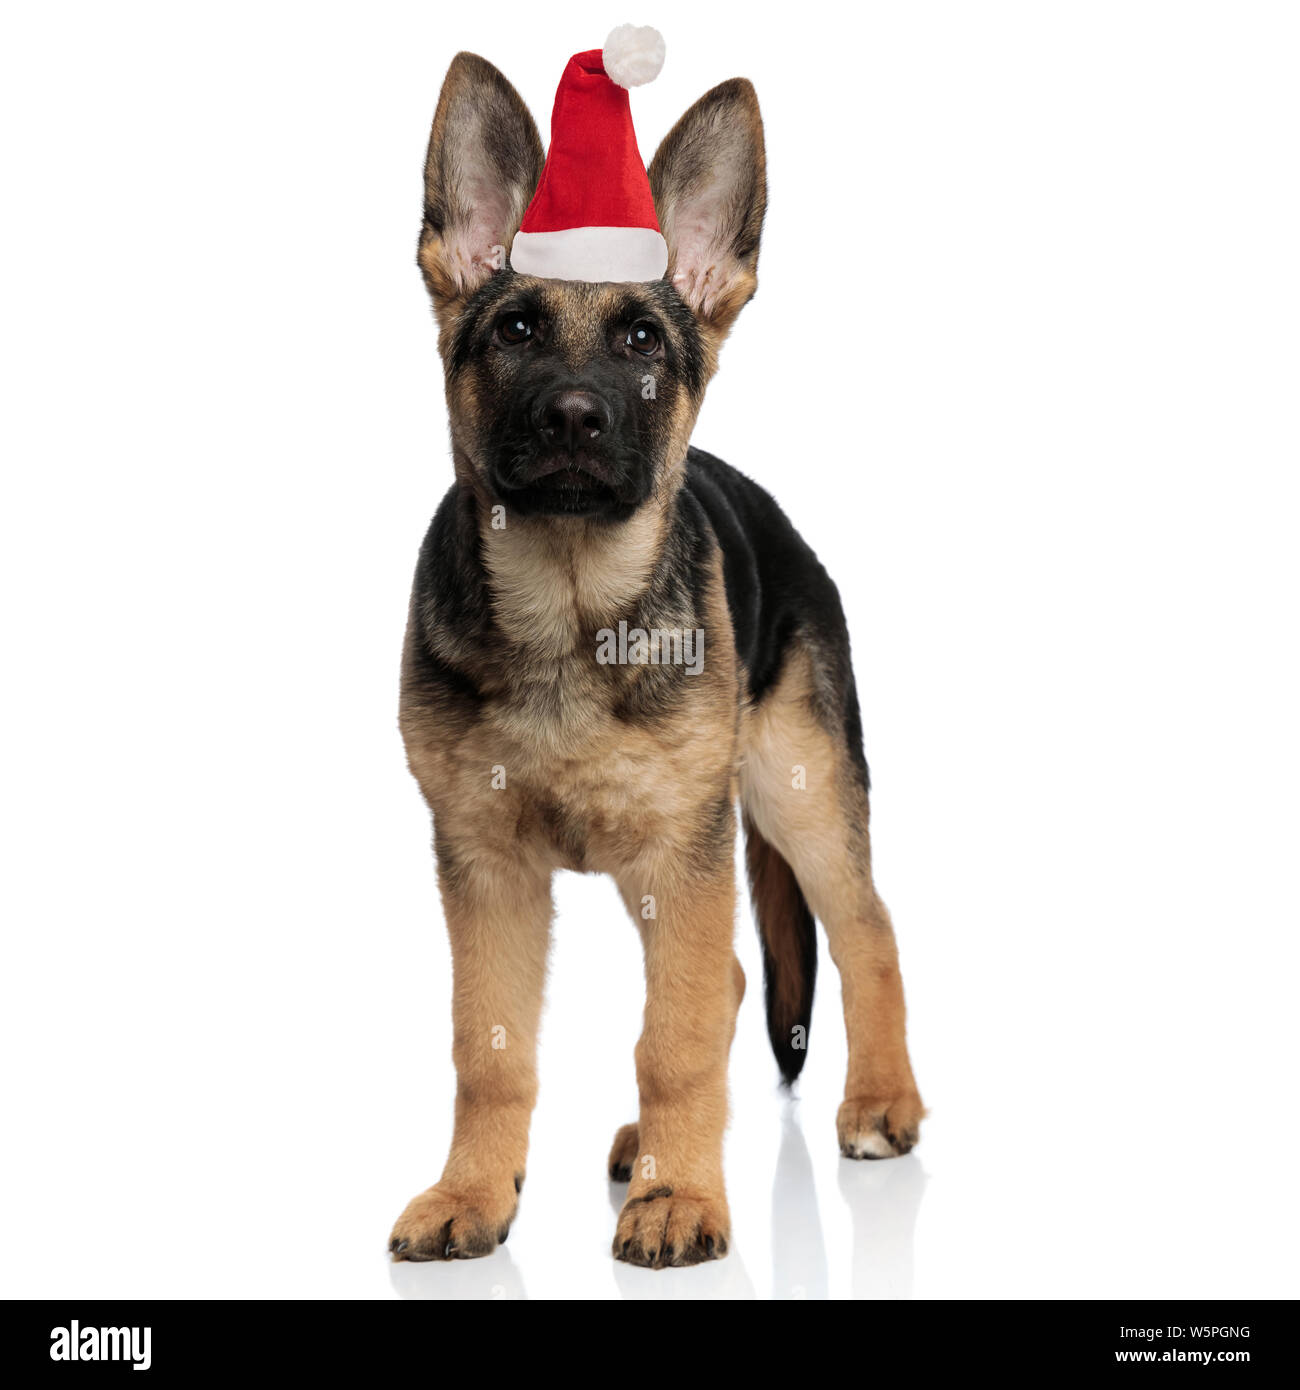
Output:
[519, 49, 662, 234]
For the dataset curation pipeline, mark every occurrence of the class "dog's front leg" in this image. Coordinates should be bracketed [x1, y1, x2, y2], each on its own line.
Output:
[389, 832, 552, 1261]
[612, 853, 743, 1268]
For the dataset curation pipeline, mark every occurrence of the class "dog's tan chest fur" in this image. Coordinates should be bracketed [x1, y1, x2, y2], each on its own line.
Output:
[403, 541, 738, 877]
[478, 501, 666, 655]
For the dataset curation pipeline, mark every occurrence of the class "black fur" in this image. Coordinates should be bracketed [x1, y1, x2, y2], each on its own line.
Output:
[745, 813, 819, 1084]
[684, 450, 870, 785]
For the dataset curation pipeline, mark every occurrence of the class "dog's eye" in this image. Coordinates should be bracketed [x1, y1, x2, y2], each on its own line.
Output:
[625, 321, 660, 355]
[497, 313, 535, 346]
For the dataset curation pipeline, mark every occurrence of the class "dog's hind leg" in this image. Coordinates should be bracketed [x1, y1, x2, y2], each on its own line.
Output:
[739, 640, 924, 1158]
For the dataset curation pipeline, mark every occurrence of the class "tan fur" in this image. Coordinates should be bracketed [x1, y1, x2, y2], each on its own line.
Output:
[608, 864, 743, 1265]
[402, 545, 737, 860]
[737, 643, 925, 1156]
[387, 836, 550, 1258]
[607, 1121, 640, 1181]
[478, 494, 667, 658]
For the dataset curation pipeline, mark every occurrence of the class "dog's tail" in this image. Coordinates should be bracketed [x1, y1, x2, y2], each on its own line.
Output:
[743, 813, 817, 1084]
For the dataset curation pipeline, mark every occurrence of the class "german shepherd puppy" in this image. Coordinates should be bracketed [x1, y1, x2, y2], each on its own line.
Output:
[389, 52, 924, 1269]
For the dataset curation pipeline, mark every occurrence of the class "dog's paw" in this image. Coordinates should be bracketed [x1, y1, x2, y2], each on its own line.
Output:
[607, 1122, 639, 1182]
[388, 1180, 519, 1262]
[612, 1186, 730, 1269]
[837, 1092, 925, 1159]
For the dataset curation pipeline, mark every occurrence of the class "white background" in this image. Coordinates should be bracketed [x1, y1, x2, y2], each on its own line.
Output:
[2, 1, 1297, 1300]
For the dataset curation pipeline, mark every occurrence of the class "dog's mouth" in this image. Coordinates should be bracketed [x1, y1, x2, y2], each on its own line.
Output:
[496, 451, 626, 515]
[526, 453, 615, 486]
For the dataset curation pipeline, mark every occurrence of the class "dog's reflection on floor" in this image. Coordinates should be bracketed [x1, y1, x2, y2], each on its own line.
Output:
[836, 1131, 927, 1300]
[770, 1099, 926, 1301]
[388, 1244, 528, 1301]
[771, 1103, 829, 1299]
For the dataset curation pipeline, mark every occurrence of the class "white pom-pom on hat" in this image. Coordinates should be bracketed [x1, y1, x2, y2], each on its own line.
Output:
[603, 24, 665, 88]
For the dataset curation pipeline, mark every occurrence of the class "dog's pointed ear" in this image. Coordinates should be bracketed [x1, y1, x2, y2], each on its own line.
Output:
[649, 78, 767, 340]
[419, 53, 543, 317]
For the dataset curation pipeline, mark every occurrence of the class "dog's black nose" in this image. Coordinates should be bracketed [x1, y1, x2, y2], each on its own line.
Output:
[534, 389, 611, 453]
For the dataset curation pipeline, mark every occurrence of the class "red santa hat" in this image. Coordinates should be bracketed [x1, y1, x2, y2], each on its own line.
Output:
[510, 24, 668, 283]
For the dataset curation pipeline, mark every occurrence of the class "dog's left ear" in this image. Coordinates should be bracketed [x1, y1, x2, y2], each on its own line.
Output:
[649, 78, 767, 340]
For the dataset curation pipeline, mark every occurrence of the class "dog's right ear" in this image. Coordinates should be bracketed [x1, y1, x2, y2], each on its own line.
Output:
[419, 53, 543, 322]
